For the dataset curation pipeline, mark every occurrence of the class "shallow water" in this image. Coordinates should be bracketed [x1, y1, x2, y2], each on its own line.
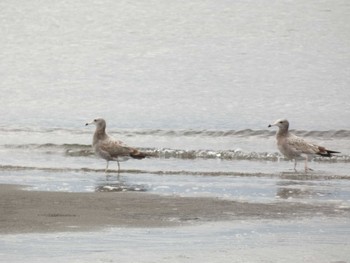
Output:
[0, 127, 349, 207]
[1, 0, 350, 261]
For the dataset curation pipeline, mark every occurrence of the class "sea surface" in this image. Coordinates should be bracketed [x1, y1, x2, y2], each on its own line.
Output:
[1, 0, 350, 262]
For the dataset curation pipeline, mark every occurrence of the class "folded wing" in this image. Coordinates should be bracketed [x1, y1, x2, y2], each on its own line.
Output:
[99, 137, 146, 159]
[287, 135, 339, 156]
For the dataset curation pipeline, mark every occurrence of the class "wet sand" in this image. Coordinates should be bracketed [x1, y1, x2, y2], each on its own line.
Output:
[0, 184, 349, 234]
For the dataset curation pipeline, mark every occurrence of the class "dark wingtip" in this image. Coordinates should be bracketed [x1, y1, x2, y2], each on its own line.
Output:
[327, 150, 341, 154]
[317, 149, 340, 157]
[130, 151, 147, 159]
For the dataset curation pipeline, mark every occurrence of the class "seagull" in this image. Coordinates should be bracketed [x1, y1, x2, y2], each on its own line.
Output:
[85, 118, 146, 174]
[268, 119, 339, 172]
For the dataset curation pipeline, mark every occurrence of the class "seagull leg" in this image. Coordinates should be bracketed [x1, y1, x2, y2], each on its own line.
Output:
[304, 156, 313, 172]
[305, 156, 313, 173]
[116, 159, 121, 180]
[105, 161, 109, 173]
[117, 159, 120, 172]
[293, 159, 298, 172]
[304, 157, 308, 173]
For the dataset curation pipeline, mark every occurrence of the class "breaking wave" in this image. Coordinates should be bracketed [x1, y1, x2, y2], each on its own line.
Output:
[2, 143, 349, 163]
[1, 128, 349, 163]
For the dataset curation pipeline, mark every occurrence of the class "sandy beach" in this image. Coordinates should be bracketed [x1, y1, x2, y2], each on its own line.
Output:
[1, 184, 349, 234]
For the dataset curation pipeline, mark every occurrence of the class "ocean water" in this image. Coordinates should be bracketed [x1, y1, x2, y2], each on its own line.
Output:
[1, 0, 350, 131]
[1, 0, 349, 189]
[1, 0, 350, 261]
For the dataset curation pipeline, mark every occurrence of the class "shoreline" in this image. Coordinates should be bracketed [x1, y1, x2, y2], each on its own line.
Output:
[0, 184, 349, 234]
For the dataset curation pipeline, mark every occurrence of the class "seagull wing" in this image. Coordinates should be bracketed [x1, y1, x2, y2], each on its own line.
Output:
[286, 134, 322, 155]
[95, 132, 146, 160]
[99, 137, 135, 158]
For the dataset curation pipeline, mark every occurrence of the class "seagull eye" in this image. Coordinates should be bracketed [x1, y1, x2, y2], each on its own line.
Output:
[94, 119, 97, 122]
[279, 121, 283, 124]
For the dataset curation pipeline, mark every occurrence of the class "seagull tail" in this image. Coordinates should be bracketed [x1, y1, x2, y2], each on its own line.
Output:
[316, 147, 340, 157]
[130, 150, 147, 159]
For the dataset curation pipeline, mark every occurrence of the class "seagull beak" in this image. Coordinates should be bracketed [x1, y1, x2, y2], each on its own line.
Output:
[268, 123, 277, 128]
[85, 121, 94, 126]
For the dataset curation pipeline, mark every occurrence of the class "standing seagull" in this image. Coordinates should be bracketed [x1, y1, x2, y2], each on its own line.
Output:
[86, 118, 146, 174]
[268, 119, 339, 172]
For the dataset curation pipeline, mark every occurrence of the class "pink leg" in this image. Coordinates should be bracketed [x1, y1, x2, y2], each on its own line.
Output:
[304, 156, 313, 172]
[105, 161, 109, 173]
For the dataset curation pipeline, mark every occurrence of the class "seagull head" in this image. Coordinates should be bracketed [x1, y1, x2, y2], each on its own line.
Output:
[268, 119, 289, 130]
[85, 118, 106, 129]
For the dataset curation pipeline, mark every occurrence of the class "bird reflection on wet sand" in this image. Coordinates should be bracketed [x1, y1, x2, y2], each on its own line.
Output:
[276, 179, 332, 200]
[95, 178, 148, 193]
[276, 187, 331, 200]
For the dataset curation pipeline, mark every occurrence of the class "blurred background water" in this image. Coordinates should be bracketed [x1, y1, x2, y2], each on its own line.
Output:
[1, 0, 349, 131]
